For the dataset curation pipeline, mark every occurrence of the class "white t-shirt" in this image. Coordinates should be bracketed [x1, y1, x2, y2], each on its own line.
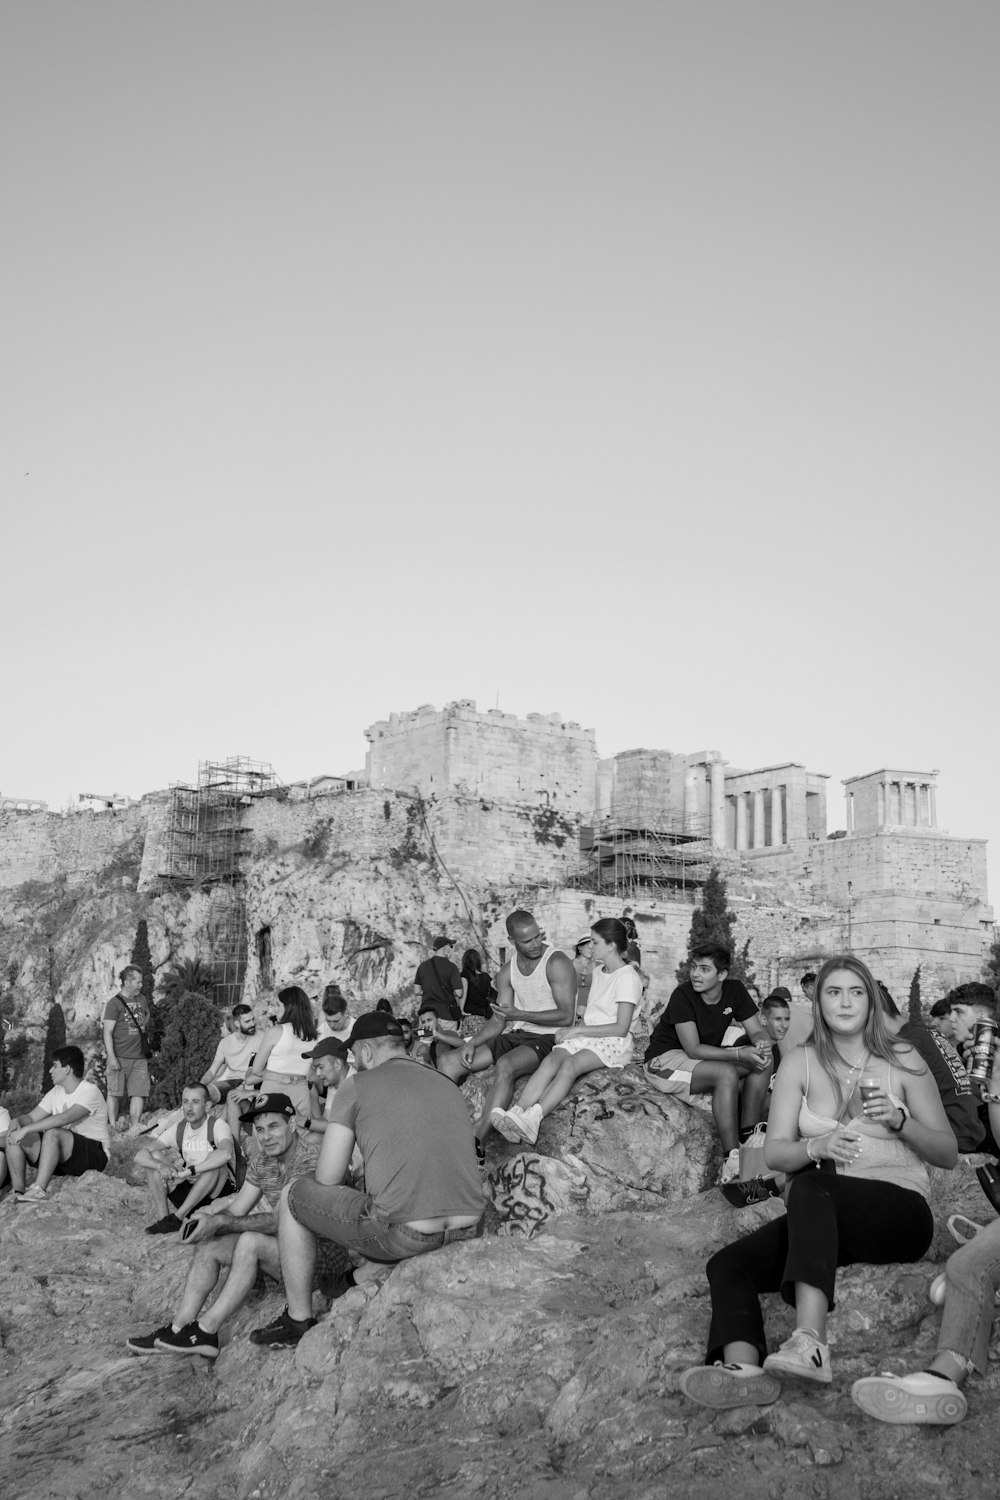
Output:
[0, 1105, 11, 1136]
[208, 1030, 259, 1082]
[154, 1115, 234, 1167]
[583, 964, 643, 1032]
[316, 1019, 353, 1046]
[38, 1081, 111, 1151]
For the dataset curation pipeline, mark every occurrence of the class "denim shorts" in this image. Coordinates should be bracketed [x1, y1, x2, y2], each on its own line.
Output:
[287, 1179, 480, 1266]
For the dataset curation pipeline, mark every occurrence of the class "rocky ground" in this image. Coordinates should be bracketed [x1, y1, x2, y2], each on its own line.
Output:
[2, 1073, 999, 1500]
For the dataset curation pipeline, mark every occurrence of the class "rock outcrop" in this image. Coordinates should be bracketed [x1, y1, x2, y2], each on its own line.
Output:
[2, 1135, 998, 1500]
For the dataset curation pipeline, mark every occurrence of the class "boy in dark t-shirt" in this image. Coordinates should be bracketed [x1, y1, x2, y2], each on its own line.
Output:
[643, 943, 773, 1187]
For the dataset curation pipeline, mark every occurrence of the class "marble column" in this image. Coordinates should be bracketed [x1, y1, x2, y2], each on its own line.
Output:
[752, 789, 765, 849]
[735, 792, 748, 851]
[772, 785, 784, 846]
[930, 784, 937, 826]
[710, 761, 726, 848]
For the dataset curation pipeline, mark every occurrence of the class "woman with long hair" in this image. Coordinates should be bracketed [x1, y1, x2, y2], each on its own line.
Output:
[459, 948, 495, 1038]
[241, 985, 318, 1119]
[680, 954, 956, 1409]
[491, 918, 642, 1146]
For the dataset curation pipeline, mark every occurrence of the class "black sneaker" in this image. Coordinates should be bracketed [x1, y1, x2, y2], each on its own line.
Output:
[126, 1324, 176, 1355]
[475, 1138, 487, 1169]
[154, 1323, 219, 1358]
[721, 1177, 783, 1208]
[249, 1307, 316, 1349]
[145, 1213, 182, 1235]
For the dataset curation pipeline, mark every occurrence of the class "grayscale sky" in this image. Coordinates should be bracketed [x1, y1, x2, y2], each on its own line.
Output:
[2, 4, 997, 892]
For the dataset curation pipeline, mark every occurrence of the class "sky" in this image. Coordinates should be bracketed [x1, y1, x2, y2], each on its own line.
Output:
[2, 4, 997, 890]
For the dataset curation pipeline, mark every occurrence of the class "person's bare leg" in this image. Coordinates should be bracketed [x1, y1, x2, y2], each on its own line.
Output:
[536, 1054, 600, 1117]
[198, 1235, 282, 1333]
[7, 1135, 40, 1193]
[278, 1195, 317, 1323]
[143, 1166, 170, 1221]
[722, 1340, 762, 1365]
[740, 1064, 773, 1131]
[476, 1052, 538, 1142]
[34, 1129, 73, 1192]
[174, 1167, 228, 1222]
[794, 1283, 829, 1344]
[108, 1093, 121, 1131]
[172, 1241, 235, 1330]
[129, 1094, 146, 1130]
[690, 1061, 741, 1153]
[513, 1053, 562, 1111]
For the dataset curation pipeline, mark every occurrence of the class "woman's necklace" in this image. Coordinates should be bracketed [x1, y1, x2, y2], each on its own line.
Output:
[832, 1047, 868, 1078]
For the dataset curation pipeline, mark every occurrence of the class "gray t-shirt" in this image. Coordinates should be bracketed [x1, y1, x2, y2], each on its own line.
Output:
[328, 1056, 484, 1224]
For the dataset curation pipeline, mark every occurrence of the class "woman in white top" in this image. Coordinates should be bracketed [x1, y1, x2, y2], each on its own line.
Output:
[492, 918, 642, 1147]
[680, 954, 956, 1411]
[242, 986, 317, 1118]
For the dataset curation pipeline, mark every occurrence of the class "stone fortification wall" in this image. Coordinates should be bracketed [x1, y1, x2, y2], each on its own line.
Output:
[598, 748, 689, 825]
[0, 802, 151, 890]
[366, 700, 598, 814]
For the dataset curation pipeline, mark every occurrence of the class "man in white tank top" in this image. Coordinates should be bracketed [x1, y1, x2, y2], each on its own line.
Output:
[436, 910, 577, 1162]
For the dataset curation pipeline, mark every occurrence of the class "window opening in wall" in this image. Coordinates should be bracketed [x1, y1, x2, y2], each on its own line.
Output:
[256, 926, 273, 990]
[498, 946, 507, 964]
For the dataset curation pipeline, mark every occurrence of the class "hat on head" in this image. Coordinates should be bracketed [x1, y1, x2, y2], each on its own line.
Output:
[302, 1037, 350, 1062]
[432, 936, 455, 951]
[574, 930, 594, 948]
[767, 986, 793, 1003]
[239, 1092, 296, 1124]
[347, 1011, 406, 1046]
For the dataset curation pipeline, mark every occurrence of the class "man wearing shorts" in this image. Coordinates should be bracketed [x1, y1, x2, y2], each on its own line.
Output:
[103, 965, 151, 1132]
[200, 1003, 260, 1103]
[435, 909, 577, 1163]
[125, 1092, 319, 1358]
[134, 1082, 236, 1234]
[253, 1012, 484, 1349]
[4, 1045, 110, 1202]
[643, 943, 772, 1185]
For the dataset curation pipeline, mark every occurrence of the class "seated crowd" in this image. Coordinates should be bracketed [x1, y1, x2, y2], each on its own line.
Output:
[1, 922, 998, 1432]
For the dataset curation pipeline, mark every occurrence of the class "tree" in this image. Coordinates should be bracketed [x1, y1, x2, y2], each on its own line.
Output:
[159, 958, 216, 1006]
[41, 1002, 67, 1092]
[150, 990, 223, 1110]
[130, 919, 156, 1005]
[678, 866, 749, 983]
[907, 965, 922, 1024]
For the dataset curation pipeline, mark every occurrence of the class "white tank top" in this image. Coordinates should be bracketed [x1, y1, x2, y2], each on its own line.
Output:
[265, 1022, 313, 1078]
[509, 945, 567, 1035]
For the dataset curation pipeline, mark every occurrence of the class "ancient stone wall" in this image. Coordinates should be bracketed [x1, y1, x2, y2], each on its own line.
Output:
[0, 802, 150, 890]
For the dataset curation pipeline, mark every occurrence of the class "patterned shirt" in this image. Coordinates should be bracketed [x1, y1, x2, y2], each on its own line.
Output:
[244, 1130, 319, 1210]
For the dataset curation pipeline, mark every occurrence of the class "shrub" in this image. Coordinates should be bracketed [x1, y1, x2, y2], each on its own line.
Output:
[151, 990, 223, 1110]
[41, 1002, 67, 1092]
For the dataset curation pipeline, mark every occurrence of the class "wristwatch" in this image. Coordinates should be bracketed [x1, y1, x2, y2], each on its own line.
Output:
[887, 1104, 910, 1134]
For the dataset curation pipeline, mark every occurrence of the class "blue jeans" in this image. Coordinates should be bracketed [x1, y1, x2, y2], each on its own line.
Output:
[287, 1179, 480, 1286]
[938, 1216, 1000, 1375]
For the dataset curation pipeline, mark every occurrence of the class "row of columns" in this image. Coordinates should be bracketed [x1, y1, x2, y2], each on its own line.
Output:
[731, 785, 785, 851]
[876, 778, 937, 829]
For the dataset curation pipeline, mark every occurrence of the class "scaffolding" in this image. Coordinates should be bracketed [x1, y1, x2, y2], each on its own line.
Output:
[159, 757, 279, 1006]
[581, 809, 714, 898]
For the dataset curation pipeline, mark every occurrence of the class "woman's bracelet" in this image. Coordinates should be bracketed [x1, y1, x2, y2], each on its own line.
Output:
[982, 1090, 1000, 1105]
[805, 1137, 820, 1163]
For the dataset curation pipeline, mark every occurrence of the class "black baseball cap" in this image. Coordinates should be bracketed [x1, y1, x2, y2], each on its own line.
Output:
[302, 1037, 350, 1062]
[239, 1092, 296, 1124]
[347, 1012, 405, 1046]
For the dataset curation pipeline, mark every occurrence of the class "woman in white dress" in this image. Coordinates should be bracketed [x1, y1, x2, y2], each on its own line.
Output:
[492, 918, 642, 1147]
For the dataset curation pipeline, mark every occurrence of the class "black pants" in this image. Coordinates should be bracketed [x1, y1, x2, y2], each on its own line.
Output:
[705, 1170, 934, 1365]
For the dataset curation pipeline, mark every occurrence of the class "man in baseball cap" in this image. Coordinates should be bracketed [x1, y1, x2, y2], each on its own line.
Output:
[301, 1039, 353, 1138]
[251, 1009, 483, 1350]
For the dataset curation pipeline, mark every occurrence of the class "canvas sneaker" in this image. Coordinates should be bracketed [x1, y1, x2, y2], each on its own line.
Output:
[514, 1103, 543, 1145]
[679, 1362, 781, 1410]
[852, 1371, 967, 1425]
[155, 1323, 220, 1358]
[15, 1184, 49, 1204]
[126, 1324, 176, 1355]
[719, 1148, 742, 1186]
[490, 1106, 527, 1144]
[763, 1328, 832, 1384]
[249, 1307, 316, 1349]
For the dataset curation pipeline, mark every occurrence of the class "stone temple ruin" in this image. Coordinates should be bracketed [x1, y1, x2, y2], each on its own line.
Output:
[0, 700, 992, 1018]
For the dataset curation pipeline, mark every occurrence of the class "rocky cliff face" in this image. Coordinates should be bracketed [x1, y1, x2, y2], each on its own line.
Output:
[2, 1130, 997, 1500]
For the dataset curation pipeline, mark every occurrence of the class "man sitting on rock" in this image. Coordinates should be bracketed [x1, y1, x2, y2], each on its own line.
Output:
[435, 909, 577, 1165]
[4, 1045, 110, 1202]
[302, 1037, 352, 1135]
[251, 1012, 484, 1350]
[133, 1082, 236, 1234]
[643, 943, 772, 1187]
[125, 1092, 319, 1358]
[876, 983, 984, 1153]
[200, 1004, 260, 1103]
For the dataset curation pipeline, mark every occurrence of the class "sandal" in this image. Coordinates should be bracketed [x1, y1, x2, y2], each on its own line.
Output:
[947, 1214, 983, 1246]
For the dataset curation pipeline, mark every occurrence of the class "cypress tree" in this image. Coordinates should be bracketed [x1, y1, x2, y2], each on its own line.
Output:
[150, 990, 223, 1110]
[41, 1002, 67, 1092]
[678, 866, 748, 983]
[908, 965, 922, 1023]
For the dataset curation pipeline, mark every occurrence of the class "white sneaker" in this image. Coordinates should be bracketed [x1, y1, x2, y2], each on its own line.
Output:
[763, 1328, 832, 1385]
[719, 1148, 741, 1186]
[852, 1371, 966, 1425]
[516, 1103, 543, 1145]
[679, 1361, 781, 1410]
[490, 1106, 526, 1144]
